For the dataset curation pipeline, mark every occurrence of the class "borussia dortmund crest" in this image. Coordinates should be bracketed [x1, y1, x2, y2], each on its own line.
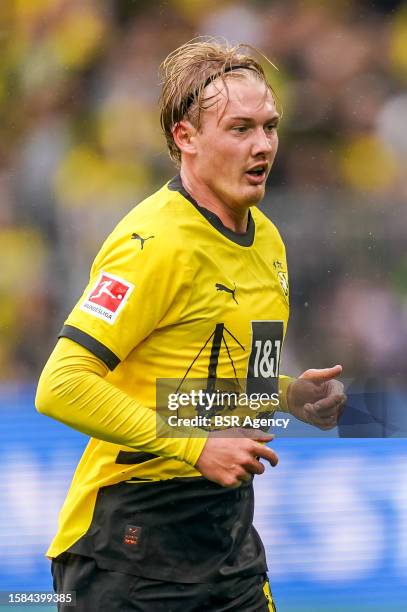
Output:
[278, 271, 289, 297]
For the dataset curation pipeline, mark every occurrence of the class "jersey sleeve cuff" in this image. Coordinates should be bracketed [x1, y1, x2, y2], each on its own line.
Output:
[58, 324, 121, 371]
[278, 375, 295, 412]
[178, 435, 208, 467]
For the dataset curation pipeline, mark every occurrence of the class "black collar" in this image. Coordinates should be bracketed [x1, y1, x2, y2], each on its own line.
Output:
[168, 175, 255, 247]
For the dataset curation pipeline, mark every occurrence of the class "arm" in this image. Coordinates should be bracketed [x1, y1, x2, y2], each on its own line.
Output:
[36, 336, 279, 487]
[35, 336, 206, 465]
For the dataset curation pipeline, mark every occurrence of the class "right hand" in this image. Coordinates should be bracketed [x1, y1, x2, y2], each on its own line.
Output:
[195, 428, 278, 488]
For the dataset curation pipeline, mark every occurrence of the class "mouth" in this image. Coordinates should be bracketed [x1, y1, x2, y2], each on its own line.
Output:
[245, 164, 267, 185]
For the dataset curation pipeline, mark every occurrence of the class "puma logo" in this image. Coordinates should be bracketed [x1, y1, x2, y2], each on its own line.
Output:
[215, 282, 238, 304]
[131, 233, 155, 250]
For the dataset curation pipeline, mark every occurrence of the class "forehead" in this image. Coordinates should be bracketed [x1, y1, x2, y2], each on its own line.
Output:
[202, 75, 277, 123]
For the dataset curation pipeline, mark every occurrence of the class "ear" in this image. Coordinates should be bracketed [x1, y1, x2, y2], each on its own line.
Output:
[172, 120, 198, 156]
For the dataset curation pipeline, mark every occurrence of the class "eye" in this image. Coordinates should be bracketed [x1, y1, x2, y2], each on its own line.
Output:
[232, 126, 248, 133]
[265, 123, 277, 133]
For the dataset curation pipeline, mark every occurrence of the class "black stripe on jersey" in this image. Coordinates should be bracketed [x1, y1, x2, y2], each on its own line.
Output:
[116, 451, 159, 465]
[168, 175, 255, 247]
[207, 323, 224, 392]
[58, 324, 120, 370]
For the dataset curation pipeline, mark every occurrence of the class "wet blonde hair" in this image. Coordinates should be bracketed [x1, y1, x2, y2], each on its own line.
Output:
[159, 37, 279, 165]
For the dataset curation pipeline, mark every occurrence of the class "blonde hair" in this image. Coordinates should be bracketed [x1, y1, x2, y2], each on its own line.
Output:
[159, 37, 279, 165]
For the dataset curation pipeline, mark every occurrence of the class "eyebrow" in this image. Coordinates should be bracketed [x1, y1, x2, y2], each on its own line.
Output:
[226, 115, 280, 124]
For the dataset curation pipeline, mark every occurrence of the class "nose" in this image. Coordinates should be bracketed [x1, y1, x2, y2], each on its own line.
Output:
[251, 127, 277, 157]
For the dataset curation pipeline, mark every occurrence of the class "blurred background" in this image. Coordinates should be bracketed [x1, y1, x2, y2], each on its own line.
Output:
[0, 0, 406, 610]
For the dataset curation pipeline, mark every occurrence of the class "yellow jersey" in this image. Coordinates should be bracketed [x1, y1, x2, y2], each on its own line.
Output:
[46, 175, 290, 581]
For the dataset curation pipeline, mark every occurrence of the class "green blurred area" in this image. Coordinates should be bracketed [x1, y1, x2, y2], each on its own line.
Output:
[1, 0, 406, 382]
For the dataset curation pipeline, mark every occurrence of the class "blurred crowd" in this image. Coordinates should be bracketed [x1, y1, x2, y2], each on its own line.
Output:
[0, 0, 406, 384]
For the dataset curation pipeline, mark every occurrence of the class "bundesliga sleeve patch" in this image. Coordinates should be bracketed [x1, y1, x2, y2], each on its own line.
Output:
[80, 271, 134, 324]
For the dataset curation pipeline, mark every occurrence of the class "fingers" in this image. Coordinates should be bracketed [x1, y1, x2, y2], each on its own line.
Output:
[306, 392, 346, 417]
[299, 365, 343, 383]
[223, 461, 261, 488]
[234, 465, 253, 483]
[304, 392, 347, 430]
[303, 405, 334, 429]
[239, 460, 266, 478]
[241, 428, 275, 443]
[227, 455, 269, 488]
[253, 443, 279, 467]
[196, 431, 279, 489]
[226, 443, 278, 487]
[250, 459, 266, 475]
[211, 428, 274, 442]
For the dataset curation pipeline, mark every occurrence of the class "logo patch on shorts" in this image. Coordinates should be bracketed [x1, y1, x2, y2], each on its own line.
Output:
[80, 272, 134, 324]
[123, 525, 142, 546]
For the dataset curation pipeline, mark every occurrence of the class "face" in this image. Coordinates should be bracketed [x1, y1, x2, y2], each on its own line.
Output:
[182, 75, 279, 211]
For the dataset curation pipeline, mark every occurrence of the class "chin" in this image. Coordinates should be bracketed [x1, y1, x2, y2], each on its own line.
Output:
[245, 185, 265, 205]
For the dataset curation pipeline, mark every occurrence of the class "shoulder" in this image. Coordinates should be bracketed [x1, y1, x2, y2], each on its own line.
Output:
[252, 206, 286, 250]
[92, 181, 192, 272]
[115, 181, 185, 236]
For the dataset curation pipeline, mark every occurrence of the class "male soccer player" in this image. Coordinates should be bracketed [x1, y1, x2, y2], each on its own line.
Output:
[36, 39, 346, 611]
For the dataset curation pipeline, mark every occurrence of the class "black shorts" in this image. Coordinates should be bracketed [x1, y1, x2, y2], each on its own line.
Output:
[51, 553, 277, 612]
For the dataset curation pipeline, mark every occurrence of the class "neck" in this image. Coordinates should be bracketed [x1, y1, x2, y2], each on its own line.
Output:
[180, 168, 249, 233]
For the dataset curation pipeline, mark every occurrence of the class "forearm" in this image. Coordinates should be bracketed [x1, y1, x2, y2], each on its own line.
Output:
[35, 337, 206, 465]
